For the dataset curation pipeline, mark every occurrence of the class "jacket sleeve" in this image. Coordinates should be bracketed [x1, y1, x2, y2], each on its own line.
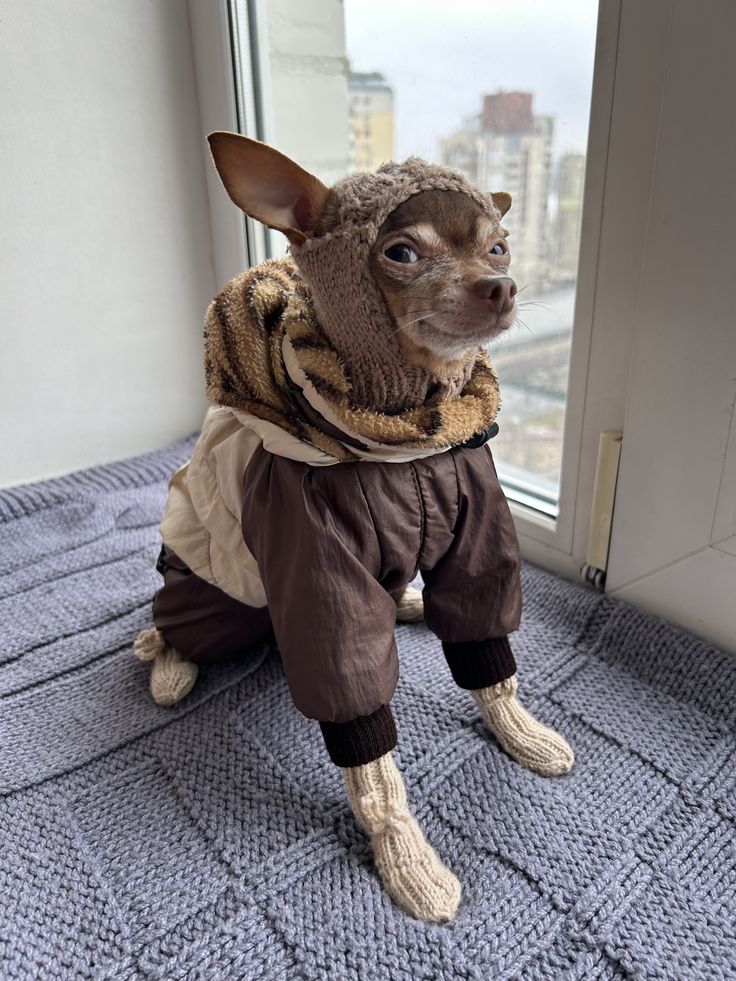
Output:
[422, 444, 522, 644]
[241, 446, 400, 724]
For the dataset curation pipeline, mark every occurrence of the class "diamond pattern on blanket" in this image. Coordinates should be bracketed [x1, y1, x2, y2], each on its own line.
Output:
[1, 436, 734, 980]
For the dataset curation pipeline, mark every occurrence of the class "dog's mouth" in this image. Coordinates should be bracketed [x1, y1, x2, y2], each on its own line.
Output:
[399, 304, 517, 362]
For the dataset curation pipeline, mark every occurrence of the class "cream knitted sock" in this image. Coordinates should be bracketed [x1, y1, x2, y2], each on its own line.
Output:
[396, 586, 424, 623]
[133, 627, 199, 706]
[133, 625, 166, 661]
[472, 675, 574, 777]
[342, 752, 461, 922]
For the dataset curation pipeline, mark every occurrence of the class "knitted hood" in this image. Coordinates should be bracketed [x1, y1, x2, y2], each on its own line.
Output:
[289, 157, 504, 412]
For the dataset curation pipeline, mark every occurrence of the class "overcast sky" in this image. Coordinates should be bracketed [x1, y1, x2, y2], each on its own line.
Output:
[343, 0, 599, 161]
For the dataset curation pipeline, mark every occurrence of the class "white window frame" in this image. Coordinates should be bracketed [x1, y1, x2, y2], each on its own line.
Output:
[507, 0, 623, 580]
[187, 0, 653, 585]
[511, 0, 676, 582]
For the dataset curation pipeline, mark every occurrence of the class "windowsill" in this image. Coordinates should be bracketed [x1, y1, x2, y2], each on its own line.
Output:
[497, 464, 559, 519]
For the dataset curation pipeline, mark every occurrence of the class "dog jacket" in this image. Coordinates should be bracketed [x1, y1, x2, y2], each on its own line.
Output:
[155, 158, 522, 724]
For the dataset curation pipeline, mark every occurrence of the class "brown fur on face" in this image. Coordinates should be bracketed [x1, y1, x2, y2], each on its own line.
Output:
[369, 190, 516, 370]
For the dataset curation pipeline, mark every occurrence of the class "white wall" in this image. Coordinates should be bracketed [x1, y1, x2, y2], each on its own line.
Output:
[0, 0, 217, 487]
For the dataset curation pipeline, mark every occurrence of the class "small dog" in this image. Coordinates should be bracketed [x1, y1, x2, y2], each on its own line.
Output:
[134, 134, 574, 923]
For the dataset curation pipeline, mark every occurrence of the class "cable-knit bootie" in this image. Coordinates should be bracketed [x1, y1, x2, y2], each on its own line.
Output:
[342, 752, 461, 922]
[472, 675, 574, 776]
[133, 627, 199, 706]
[396, 585, 424, 623]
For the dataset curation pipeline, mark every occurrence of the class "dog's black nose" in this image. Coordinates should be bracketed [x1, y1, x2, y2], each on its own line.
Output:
[471, 276, 517, 316]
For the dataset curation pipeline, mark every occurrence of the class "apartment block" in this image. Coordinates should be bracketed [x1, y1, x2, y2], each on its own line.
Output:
[440, 92, 554, 289]
[348, 71, 395, 171]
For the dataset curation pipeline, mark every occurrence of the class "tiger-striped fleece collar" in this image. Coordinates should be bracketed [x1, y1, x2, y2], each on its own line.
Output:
[203, 256, 501, 464]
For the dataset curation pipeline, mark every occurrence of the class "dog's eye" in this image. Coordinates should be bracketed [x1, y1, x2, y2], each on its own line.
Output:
[490, 243, 507, 256]
[385, 244, 419, 264]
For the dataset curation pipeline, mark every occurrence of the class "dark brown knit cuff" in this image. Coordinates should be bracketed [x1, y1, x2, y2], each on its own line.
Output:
[319, 704, 398, 768]
[442, 636, 517, 690]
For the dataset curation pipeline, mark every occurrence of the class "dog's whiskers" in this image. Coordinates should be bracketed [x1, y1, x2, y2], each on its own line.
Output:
[392, 311, 440, 336]
[516, 300, 552, 313]
[515, 315, 535, 337]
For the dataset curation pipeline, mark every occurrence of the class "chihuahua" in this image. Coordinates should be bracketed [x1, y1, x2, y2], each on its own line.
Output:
[134, 134, 574, 923]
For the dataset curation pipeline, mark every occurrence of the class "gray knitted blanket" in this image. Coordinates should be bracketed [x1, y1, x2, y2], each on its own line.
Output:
[1, 437, 734, 980]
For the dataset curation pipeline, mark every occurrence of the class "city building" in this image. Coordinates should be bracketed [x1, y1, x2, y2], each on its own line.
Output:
[348, 71, 395, 171]
[552, 153, 586, 282]
[440, 91, 554, 289]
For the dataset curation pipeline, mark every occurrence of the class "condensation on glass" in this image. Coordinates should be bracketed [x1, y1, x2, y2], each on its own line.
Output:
[230, 0, 600, 514]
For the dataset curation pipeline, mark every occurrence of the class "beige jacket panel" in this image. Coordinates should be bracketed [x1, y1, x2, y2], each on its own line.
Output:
[160, 406, 337, 607]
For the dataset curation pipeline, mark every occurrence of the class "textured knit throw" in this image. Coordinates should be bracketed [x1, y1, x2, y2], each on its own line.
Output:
[204, 157, 504, 457]
[3, 437, 736, 976]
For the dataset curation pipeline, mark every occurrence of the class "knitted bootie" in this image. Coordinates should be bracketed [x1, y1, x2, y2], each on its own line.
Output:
[396, 585, 424, 623]
[134, 627, 199, 706]
[472, 675, 574, 776]
[343, 752, 461, 922]
[133, 625, 166, 661]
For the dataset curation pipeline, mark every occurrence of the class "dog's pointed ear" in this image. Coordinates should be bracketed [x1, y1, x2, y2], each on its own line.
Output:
[207, 132, 331, 245]
[491, 192, 512, 218]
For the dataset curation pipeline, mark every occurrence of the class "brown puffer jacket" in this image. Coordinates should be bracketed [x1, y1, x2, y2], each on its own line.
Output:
[157, 404, 521, 724]
[240, 439, 521, 724]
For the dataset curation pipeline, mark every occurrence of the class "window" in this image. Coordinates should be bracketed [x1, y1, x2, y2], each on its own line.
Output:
[201, 0, 736, 641]
[228, 0, 600, 517]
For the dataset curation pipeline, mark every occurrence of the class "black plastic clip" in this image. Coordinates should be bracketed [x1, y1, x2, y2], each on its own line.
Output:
[460, 422, 500, 449]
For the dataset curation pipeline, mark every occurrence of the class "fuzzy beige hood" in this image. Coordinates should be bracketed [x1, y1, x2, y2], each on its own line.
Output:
[203, 255, 501, 464]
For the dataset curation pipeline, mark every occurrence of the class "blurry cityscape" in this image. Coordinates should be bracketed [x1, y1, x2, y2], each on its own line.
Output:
[254, 0, 598, 502]
[347, 78, 584, 289]
[346, 76, 586, 495]
[348, 71, 395, 170]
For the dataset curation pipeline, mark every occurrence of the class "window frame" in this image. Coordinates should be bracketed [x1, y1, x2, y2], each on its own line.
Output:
[509, 0, 624, 579]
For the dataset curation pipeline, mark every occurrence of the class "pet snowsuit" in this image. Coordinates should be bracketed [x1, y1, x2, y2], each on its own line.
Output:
[151, 159, 522, 767]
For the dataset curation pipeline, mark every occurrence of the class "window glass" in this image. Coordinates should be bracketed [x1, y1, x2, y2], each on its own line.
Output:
[241, 0, 599, 512]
